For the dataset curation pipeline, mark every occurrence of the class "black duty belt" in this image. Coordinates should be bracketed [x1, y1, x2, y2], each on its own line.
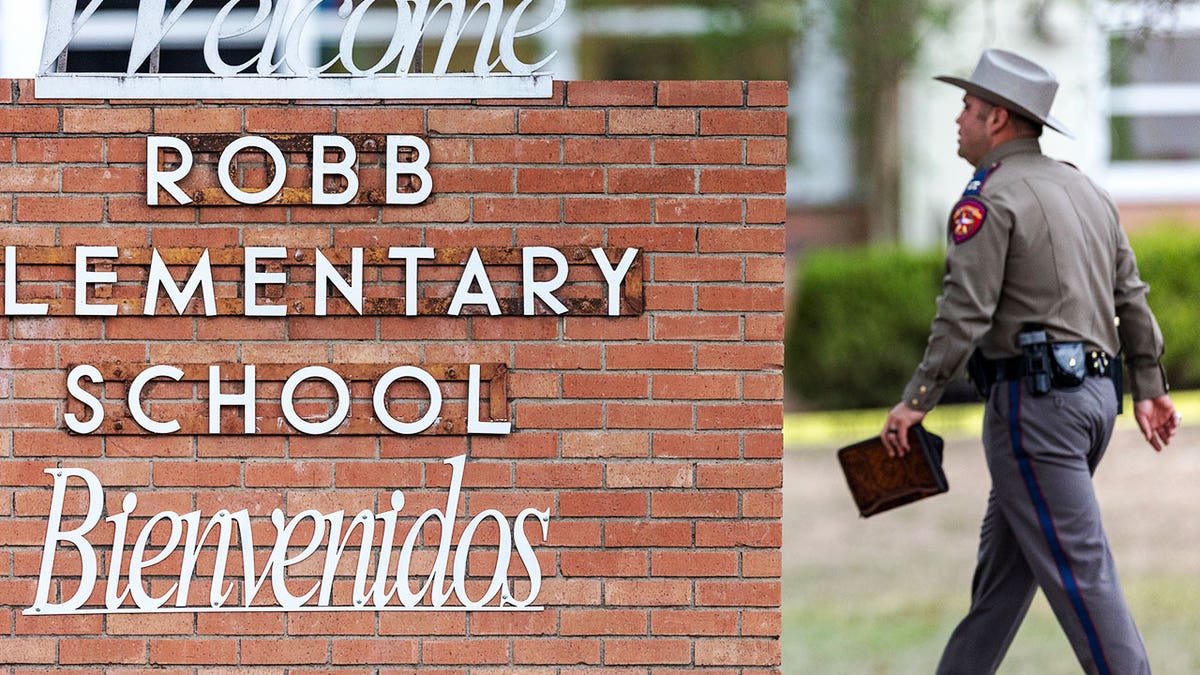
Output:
[987, 349, 1112, 382]
[968, 343, 1123, 412]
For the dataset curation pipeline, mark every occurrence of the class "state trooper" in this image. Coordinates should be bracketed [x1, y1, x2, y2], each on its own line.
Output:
[880, 49, 1181, 674]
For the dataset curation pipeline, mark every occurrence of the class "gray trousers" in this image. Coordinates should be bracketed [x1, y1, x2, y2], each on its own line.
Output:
[936, 377, 1149, 675]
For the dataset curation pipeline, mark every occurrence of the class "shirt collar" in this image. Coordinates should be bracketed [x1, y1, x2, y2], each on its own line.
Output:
[977, 137, 1042, 170]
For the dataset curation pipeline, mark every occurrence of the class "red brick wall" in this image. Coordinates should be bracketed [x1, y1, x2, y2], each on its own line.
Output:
[0, 78, 786, 671]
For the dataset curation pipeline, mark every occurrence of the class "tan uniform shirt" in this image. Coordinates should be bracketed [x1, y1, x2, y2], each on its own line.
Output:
[902, 138, 1168, 411]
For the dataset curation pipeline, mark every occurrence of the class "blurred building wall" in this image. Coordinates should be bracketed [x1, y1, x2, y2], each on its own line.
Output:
[0, 0, 47, 77]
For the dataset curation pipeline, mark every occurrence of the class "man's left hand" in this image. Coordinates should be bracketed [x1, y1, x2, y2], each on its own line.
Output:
[1133, 394, 1181, 452]
[882, 402, 928, 457]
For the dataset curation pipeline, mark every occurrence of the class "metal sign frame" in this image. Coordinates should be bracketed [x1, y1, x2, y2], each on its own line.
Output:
[34, 0, 564, 100]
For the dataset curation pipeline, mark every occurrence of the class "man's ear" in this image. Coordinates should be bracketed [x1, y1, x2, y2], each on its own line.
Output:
[988, 106, 1009, 134]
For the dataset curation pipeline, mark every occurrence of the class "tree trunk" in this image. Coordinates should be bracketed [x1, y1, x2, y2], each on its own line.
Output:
[861, 82, 902, 242]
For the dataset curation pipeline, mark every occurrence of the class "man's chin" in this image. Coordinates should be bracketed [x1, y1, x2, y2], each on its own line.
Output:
[956, 144, 980, 164]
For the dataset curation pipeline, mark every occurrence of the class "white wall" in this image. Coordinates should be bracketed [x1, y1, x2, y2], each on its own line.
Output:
[0, 0, 48, 77]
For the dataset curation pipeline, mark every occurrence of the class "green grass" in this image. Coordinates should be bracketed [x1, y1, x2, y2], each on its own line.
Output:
[783, 575, 1200, 674]
[784, 390, 1200, 449]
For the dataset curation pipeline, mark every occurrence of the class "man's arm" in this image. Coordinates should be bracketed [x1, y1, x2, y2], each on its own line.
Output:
[881, 196, 1011, 457]
[1110, 211, 1178, 450]
[1112, 225, 1168, 401]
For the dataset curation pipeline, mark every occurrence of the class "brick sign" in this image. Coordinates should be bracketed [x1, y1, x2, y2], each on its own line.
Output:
[0, 78, 786, 670]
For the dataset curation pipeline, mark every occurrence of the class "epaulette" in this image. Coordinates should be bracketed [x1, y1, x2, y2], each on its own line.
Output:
[1059, 160, 1079, 170]
[962, 162, 1001, 197]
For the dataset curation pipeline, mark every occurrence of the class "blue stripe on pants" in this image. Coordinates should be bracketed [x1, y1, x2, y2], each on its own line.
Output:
[1007, 380, 1112, 675]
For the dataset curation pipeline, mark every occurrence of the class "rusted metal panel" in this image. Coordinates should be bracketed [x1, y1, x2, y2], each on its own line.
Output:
[624, 261, 646, 314]
[4, 246, 644, 317]
[178, 134, 404, 154]
[189, 186, 395, 206]
[65, 362, 509, 436]
[152, 133, 420, 207]
[89, 362, 507, 382]
[86, 409, 476, 436]
[3, 245, 627, 267]
[488, 365, 509, 422]
[45, 296, 619, 316]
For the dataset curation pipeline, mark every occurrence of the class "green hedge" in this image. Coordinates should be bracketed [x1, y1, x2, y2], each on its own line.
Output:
[786, 227, 1200, 410]
[785, 247, 945, 410]
[1123, 228, 1200, 389]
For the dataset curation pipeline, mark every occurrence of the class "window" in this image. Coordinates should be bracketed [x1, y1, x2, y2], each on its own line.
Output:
[1104, 5, 1200, 201]
[1109, 33, 1200, 161]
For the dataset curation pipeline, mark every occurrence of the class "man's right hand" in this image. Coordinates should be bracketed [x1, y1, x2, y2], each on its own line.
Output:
[1134, 394, 1180, 452]
[881, 402, 927, 458]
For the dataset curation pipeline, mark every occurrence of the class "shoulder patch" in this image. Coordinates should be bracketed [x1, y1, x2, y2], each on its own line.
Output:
[951, 199, 987, 244]
[962, 162, 1001, 197]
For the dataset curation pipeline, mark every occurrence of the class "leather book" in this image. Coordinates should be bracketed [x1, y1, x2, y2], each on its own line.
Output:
[837, 424, 948, 517]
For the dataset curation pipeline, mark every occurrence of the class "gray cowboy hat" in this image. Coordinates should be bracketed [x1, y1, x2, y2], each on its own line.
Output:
[936, 48, 1074, 138]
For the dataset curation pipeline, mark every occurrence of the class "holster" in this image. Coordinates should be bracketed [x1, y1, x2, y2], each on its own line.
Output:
[966, 341, 1122, 413]
[1018, 325, 1053, 396]
[967, 349, 990, 399]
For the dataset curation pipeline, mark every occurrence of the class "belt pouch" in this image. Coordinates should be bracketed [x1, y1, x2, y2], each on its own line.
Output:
[1050, 342, 1086, 388]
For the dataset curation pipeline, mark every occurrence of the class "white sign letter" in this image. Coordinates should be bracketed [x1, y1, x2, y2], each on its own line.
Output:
[39, 0, 107, 74]
[522, 246, 568, 315]
[373, 366, 442, 435]
[146, 136, 195, 206]
[281, 366, 350, 435]
[244, 247, 287, 317]
[591, 247, 639, 316]
[65, 365, 105, 434]
[505, 507, 549, 607]
[499, 0, 565, 75]
[203, 0, 273, 75]
[127, 0, 196, 74]
[145, 249, 216, 316]
[312, 135, 360, 205]
[30, 468, 104, 614]
[75, 246, 117, 316]
[268, 509, 325, 609]
[128, 511, 184, 609]
[468, 363, 510, 435]
[129, 365, 184, 434]
[449, 248, 501, 316]
[388, 247, 434, 316]
[209, 364, 257, 434]
[315, 248, 363, 316]
[5, 246, 49, 316]
[452, 510, 511, 608]
[386, 135, 432, 205]
[219, 136, 287, 205]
